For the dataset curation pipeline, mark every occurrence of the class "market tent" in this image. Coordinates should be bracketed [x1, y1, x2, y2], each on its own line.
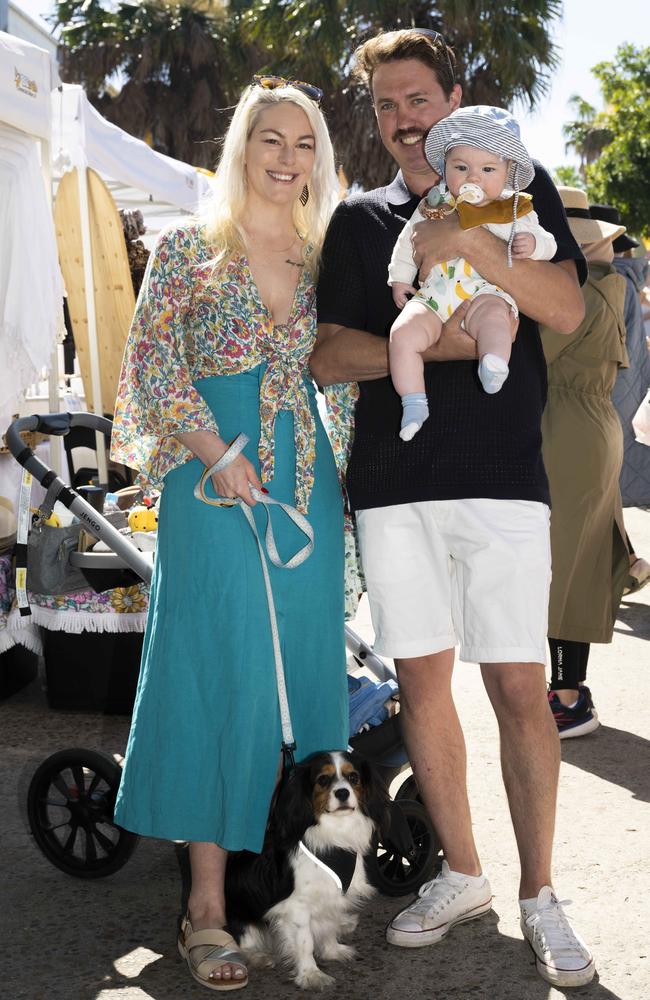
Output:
[102, 180, 195, 249]
[1, 30, 213, 479]
[0, 28, 59, 140]
[52, 84, 212, 211]
[0, 30, 63, 445]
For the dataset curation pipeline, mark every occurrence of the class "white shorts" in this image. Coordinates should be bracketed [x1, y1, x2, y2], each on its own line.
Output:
[356, 498, 551, 664]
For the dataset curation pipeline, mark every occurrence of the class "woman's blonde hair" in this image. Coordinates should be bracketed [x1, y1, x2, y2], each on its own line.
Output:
[199, 84, 339, 276]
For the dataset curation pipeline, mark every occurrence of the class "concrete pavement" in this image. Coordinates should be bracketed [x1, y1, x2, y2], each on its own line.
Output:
[2, 506, 648, 1000]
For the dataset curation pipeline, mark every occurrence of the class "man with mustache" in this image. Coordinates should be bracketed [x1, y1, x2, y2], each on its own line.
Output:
[311, 28, 595, 988]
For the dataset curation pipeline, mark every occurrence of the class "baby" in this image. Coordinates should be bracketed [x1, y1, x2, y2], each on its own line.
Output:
[388, 105, 557, 441]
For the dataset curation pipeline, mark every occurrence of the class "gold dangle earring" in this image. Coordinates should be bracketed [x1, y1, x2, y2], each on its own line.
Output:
[299, 184, 309, 206]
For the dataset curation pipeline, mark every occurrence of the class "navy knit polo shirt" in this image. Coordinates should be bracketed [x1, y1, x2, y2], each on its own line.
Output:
[317, 163, 586, 512]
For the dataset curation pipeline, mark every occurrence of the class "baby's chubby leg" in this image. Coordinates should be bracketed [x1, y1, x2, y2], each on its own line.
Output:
[390, 299, 443, 393]
[389, 300, 442, 441]
[463, 294, 518, 394]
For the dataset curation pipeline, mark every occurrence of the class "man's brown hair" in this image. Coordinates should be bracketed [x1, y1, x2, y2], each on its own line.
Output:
[353, 29, 457, 99]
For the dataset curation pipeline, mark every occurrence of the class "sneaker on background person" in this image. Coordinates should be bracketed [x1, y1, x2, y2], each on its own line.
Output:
[548, 687, 600, 739]
[520, 886, 596, 987]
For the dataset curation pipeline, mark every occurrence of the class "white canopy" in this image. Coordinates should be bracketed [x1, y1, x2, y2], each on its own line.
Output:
[52, 84, 212, 212]
[0, 28, 59, 140]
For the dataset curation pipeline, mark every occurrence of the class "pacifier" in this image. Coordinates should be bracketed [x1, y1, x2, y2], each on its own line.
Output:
[456, 183, 485, 205]
[425, 185, 447, 208]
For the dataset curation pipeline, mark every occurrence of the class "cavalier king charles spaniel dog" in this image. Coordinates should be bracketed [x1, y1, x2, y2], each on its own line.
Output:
[225, 750, 387, 990]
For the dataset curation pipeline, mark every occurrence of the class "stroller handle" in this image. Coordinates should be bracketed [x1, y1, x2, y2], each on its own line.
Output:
[6, 413, 153, 586]
[5, 412, 113, 474]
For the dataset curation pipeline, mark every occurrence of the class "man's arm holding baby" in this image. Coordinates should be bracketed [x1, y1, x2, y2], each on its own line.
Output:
[412, 212, 583, 334]
[311, 305, 475, 387]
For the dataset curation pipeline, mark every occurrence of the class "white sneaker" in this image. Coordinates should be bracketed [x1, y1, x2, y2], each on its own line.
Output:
[386, 861, 493, 947]
[520, 886, 595, 987]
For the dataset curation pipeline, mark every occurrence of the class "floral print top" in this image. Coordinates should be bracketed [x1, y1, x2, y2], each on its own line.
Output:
[322, 381, 364, 618]
[112, 223, 318, 512]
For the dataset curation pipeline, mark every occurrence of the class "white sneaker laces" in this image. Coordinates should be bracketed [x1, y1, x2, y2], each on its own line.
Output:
[406, 874, 464, 918]
[525, 897, 582, 957]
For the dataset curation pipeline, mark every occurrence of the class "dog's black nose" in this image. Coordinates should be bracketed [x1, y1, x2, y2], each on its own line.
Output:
[335, 787, 350, 802]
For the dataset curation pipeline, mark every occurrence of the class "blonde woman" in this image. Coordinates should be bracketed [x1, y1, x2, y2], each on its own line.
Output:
[111, 79, 346, 991]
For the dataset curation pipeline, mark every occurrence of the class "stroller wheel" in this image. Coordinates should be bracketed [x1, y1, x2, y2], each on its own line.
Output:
[394, 773, 421, 803]
[394, 774, 443, 865]
[27, 748, 138, 878]
[366, 798, 438, 897]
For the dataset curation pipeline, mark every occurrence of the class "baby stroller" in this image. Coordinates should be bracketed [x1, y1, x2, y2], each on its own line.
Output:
[7, 412, 441, 896]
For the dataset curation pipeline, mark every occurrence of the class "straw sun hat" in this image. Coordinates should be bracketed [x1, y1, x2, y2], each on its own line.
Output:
[558, 187, 625, 246]
[589, 204, 639, 253]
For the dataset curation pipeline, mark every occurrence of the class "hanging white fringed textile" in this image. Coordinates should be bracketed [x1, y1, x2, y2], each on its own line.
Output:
[0, 125, 64, 429]
[0, 31, 64, 433]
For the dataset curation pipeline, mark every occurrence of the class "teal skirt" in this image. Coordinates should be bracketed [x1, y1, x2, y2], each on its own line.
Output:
[114, 367, 348, 852]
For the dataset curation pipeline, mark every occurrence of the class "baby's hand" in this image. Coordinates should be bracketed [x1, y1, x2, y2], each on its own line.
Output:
[511, 232, 536, 258]
[392, 282, 418, 308]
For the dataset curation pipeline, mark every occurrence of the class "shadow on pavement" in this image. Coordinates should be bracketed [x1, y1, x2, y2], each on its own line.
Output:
[612, 600, 650, 639]
[560, 724, 650, 802]
[4, 860, 629, 1000]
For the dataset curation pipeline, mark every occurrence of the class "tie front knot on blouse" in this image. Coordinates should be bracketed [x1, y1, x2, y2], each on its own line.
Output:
[258, 337, 316, 514]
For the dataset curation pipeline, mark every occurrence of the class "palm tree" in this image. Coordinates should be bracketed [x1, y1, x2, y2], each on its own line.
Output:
[53, 0, 563, 186]
[53, 0, 248, 167]
[562, 95, 612, 183]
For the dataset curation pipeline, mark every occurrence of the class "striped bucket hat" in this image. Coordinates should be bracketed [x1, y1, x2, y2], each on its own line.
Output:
[424, 106, 535, 190]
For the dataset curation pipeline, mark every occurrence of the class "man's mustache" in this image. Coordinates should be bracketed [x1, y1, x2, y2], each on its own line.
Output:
[392, 128, 425, 143]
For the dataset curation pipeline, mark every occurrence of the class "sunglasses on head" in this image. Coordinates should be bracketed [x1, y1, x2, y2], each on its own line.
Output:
[403, 27, 456, 85]
[252, 75, 323, 107]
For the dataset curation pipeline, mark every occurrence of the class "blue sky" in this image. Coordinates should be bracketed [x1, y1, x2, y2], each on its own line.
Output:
[515, 0, 650, 172]
[13, 0, 650, 173]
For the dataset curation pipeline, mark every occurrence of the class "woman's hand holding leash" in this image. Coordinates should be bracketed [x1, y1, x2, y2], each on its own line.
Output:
[211, 453, 262, 507]
[176, 428, 263, 506]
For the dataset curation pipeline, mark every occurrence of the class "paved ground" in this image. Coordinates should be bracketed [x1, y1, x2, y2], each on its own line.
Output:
[2, 507, 649, 1000]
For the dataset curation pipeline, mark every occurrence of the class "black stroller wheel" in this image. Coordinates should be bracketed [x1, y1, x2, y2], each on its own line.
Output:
[367, 798, 438, 897]
[394, 774, 444, 864]
[395, 773, 421, 803]
[27, 748, 138, 878]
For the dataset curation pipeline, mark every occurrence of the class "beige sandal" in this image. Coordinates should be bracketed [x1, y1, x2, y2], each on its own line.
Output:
[178, 915, 248, 992]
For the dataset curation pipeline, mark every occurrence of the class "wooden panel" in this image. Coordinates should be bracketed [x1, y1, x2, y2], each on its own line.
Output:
[54, 169, 136, 415]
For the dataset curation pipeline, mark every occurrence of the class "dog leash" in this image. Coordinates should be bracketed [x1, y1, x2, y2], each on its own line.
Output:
[194, 433, 314, 771]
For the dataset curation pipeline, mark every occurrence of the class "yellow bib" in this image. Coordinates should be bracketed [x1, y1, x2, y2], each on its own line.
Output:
[457, 192, 533, 230]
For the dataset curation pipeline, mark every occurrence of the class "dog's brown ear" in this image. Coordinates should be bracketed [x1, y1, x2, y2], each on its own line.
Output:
[268, 763, 315, 848]
[353, 753, 390, 831]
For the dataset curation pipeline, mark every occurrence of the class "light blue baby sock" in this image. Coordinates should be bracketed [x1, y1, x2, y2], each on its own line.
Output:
[478, 353, 509, 394]
[400, 392, 429, 441]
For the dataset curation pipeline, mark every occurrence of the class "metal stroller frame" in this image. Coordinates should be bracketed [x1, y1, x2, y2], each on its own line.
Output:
[7, 412, 441, 895]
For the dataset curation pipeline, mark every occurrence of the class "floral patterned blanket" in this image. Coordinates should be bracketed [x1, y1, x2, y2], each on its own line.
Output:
[0, 554, 149, 655]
